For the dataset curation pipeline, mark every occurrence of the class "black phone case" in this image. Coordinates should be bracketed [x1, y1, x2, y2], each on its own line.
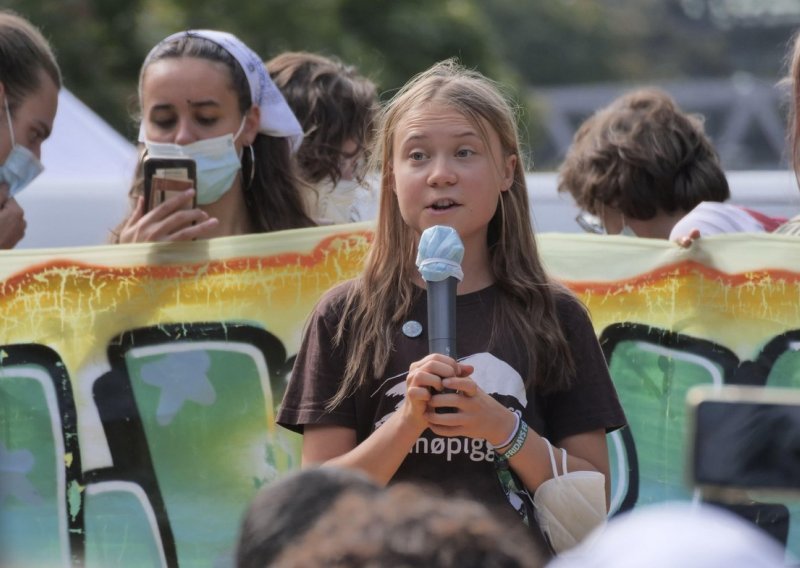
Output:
[143, 157, 197, 212]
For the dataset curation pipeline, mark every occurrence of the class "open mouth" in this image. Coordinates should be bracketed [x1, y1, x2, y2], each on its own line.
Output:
[429, 199, 459, 211]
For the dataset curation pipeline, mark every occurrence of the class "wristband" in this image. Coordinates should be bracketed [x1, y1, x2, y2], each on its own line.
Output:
[490, 410, 520, 450]
[496, 420, 529, 461]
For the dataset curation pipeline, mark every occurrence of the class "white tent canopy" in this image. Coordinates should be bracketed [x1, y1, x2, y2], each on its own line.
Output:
[15, 89, 137, 249]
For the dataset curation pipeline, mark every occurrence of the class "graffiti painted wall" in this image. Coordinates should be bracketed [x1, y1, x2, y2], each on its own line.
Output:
[1, 226, 798, 566]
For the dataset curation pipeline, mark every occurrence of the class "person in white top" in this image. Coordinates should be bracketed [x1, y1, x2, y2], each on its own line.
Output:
[266, 51, 379, 225]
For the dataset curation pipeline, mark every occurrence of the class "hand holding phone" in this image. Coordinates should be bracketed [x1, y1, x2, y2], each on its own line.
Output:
[143, 157, 197, 213]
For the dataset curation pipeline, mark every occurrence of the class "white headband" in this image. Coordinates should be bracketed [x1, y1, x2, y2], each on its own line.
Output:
[140, 29, 303, 152]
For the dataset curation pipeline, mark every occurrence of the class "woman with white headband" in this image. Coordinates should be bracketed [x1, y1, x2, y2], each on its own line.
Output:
[113, 30, 315, 243]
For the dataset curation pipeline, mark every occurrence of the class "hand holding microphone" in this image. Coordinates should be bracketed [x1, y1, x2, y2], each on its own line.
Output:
[416, 225, 464, 412]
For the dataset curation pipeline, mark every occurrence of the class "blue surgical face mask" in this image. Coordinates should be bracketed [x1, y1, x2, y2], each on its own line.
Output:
[0, 97, 44, 197]
[143, 118, 246, 205]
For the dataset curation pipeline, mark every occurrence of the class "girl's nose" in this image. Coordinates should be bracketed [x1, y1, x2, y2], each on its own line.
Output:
[173, 120, 196, 146]
[427, 157, 457, 187]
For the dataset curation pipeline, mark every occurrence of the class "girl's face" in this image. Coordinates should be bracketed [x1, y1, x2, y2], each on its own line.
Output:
[391, 102, 516, 252]
[0, 70, 59, 163]
[339, 138, 363, 181]
[140, 56, 257, 149]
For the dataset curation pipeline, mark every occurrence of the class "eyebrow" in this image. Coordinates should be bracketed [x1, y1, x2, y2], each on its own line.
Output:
[149, 99, 221, 113]
[403, 130, 479, 143]
[186, 99, 220, 109]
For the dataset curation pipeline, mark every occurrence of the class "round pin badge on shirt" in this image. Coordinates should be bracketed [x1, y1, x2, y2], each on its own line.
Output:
[402, 320, 423, 338]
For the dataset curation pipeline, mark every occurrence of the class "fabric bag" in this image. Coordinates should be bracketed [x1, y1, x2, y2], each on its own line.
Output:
[532, 438, 607, 554]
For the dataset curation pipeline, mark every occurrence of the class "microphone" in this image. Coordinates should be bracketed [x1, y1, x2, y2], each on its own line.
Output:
[416, 226, 464, 412]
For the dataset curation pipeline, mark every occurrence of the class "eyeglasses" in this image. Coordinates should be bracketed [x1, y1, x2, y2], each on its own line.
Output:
[575, 211, 605, 234]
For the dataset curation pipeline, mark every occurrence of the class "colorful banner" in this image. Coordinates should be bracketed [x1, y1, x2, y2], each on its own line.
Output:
[1, 226, 798, 566]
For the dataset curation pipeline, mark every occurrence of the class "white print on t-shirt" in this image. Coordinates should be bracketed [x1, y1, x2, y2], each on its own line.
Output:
[410, 434, 494, 462]
[374, 352, 528, 462]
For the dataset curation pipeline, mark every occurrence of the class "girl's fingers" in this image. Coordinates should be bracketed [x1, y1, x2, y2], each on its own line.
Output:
[130, 196, 145, 222]
[409, 353, 458, 372]
[164, 217, 219, 242]
[427, 393, 468, 413]
[406, 385, 432, 403]
[406, 369, 443, 392]
[121, 193, 212, 243]
[675, 228, 701, 248]
[145, 189, 197, 222]
[442, 376, 478, 396]
[147, 209, 211, 241]
[425, 404, 472, 434]
[120, 197, 145, 233]
[411, 360, 460, 383]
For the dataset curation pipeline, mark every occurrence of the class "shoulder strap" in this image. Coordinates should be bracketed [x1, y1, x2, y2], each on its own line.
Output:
[543, 437, 559, 478]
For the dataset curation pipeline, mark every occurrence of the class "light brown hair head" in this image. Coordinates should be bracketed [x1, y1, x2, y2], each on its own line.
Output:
[0, 10, 61, 112]
[558, 88, 729, 219]
[329, 58, 575, 408]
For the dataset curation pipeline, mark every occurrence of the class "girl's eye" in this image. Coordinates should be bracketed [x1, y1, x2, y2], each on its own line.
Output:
[456, 148, 474, 158]
[29, 129, 46, 146]
[410, 151, 426, 161]
[150, 117, 176, 130]
[196, 116, 217, 126]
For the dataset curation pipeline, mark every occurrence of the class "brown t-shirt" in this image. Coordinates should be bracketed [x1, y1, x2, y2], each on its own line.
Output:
[277, 281, 626, 517]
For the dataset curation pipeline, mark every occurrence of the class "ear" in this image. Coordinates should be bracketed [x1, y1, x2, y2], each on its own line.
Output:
[500, 153, 517, 192]
[242, 105, 261, 146]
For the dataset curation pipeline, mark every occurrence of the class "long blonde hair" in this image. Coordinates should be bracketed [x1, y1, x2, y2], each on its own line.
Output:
[329, 59, 575, 408]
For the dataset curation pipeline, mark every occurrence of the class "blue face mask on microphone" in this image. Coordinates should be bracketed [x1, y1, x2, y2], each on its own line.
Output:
[0, 97, 44, 197]
[143, 118, 246, 205]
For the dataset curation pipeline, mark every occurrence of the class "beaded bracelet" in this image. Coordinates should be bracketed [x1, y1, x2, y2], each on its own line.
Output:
[496, 420, 529, 461]
[490, 410, 521, 450]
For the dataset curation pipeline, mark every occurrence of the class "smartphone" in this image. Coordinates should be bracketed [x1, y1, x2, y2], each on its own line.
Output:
[143, 157, 197, 213]
[686, 384, 800, 502]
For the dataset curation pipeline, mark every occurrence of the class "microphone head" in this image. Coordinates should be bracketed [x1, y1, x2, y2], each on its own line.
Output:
[415, 225, 464, 282]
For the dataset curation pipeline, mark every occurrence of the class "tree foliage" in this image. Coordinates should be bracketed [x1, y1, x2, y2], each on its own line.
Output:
[6, 0, 798, 152]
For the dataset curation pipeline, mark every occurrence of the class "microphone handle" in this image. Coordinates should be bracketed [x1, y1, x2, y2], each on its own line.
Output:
[427, 277, 457, 358]
[427, 277, 458, 414]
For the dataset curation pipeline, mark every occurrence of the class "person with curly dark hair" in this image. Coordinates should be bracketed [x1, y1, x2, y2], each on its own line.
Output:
[267, 51, 379, 224]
